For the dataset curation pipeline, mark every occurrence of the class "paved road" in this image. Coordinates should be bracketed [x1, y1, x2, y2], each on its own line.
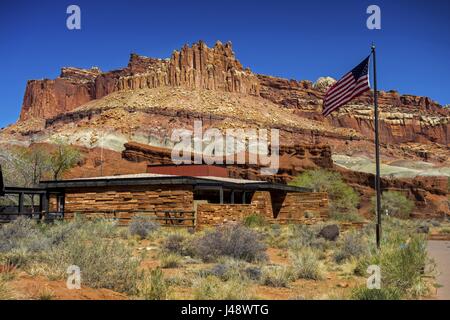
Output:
[428, 240, 450, 300]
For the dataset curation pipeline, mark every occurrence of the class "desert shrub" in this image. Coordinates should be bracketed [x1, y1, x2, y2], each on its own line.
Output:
[334, 232, 368, 263]
[128, 217, 160, 239]
[162, 233, 194, 256]
[36, 287, 55, 300]
[0, 278, 13, 300]
[51, 231, 141, 293]
[193, 275, 253, 300]
[261, 266, 295, 287]
[441, 228, 450, 234]
[165, 273, 193, 287]
[290, 247, 324, 280]
[430, 219, 441, 227]
[355, 225, 430, 298]
[245, 266, 262, 281]
[0, 217, 41, 253]
[288, 224, 329, 251]
[243, 214, 266, 228]
[265, 224, 290, 249]
[351, 286, 402, 300]
[290, 169, 359, 214]
[380, 234, 428, 294]
[194, 224, 267, 263]
[137, 268, 169, 300]
[200, 258, 252, 281]
[0, 218, 142, 294]
[371, 191, 414, 219]
[78, 218, 118, 238]
[159, 252, 182, 268]
[330, 211, 364, 222]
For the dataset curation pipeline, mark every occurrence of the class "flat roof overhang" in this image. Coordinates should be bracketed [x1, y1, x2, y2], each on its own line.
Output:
[3, 186, 48, 194]
[39, 176, 311, 193]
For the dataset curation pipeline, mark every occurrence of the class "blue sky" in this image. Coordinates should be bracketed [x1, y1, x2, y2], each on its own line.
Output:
[0, 0, 449, 128]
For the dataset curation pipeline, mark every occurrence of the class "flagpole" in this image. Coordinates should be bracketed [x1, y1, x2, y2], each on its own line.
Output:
[371, 43, 382, 249]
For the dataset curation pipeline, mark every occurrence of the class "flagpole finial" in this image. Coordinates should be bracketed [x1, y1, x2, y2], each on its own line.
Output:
[371, 42, 376, 50]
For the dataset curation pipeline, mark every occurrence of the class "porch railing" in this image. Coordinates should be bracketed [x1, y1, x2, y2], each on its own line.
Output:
[68, 209, 196, 228]
[0, 211, 64, 224]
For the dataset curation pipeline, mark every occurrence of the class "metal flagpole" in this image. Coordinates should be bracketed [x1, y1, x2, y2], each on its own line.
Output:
[371, 43, 382, 249]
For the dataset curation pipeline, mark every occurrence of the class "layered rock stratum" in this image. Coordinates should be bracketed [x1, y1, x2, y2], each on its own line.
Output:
[0, 40, 448, 217]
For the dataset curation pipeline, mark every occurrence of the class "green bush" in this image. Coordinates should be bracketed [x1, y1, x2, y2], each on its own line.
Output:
[46, 227, 141, 293]
[0, 278, 14, 300]
[193, 275, 254, 300]
[354, 221, 430, 298]
[261, 266, 295, 287]
[243, 214, 267, 228]
[371, 191, 414, 219]
[194, 224, 267, 263]
[162, 233, 195, 256]
[334, 232, 368, 263]
[287, 224, 330, 253]
[290, 169, 359, 215]
[200, 257, 252, 281]
[290, 247, 324, 280]
[351, 286, 402, 300]
[137, 268, 169, 300]
[379, 234, 428, 294]
[159, 252, 183, 268]
[0, 219, 142, 294]
[128, 216, 160, 239]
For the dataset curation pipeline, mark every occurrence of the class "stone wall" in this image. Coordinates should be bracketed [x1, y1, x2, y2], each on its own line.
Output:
[64, 185, 194, 222]
[273, 192, 329, 223]
[196, 203, 259, 226]
[196, 191, 329, 227]
[62, 183, 329, 227]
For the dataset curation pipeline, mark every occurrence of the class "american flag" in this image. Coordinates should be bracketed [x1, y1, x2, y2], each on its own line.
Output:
[322, 56, 371, 117]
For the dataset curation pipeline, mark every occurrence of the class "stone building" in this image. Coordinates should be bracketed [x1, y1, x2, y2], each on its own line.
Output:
[39, 165, 329, 227]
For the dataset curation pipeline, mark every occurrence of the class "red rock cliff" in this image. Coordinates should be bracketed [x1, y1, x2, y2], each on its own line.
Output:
[17, 41, 449, 148]
[19, 41, 259, 121]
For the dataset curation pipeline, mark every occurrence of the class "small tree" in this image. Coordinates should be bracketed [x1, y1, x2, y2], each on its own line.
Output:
[48, 140, 83, 180]
[1, 145, 51, 187]
[371, 191, 414, 219]
[290, 169, 359, 215]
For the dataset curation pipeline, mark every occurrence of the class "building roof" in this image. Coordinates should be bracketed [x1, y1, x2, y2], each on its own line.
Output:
[40, 173, 310, 193]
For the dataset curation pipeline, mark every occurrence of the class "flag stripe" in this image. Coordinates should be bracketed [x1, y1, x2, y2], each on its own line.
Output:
[324, 75, 368, 108]
[325, 73, 353, 97]
[323, 85, 370, 117]
[322, 55, 371, 117]
[323, 79, 369, 115]
[323, 80, 370, 116]
[325, 78, 356, 102]
[324, 78, 369, 112]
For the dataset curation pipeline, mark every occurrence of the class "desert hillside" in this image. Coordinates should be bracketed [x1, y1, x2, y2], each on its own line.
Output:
[0, 40, 447, 170]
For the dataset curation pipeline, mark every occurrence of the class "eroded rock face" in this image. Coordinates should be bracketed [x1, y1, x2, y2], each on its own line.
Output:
[122, 141, 333, 183]
[258, 75, 449, 146]
[20, 41, 259, 121]
[16, 40, 450, 149]
[313, 77, 336, 92]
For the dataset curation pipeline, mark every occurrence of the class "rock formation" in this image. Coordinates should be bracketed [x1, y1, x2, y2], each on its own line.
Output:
[19, 41, 259, 121]
[17, 40, 449, 149]
[3, 39, 449, 218]
[122, 141, 333, 183]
